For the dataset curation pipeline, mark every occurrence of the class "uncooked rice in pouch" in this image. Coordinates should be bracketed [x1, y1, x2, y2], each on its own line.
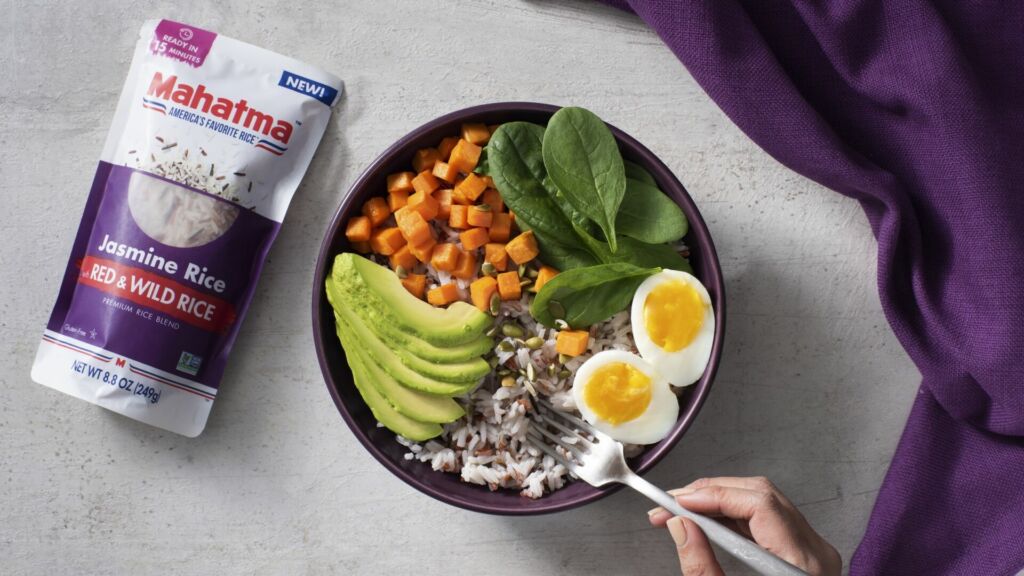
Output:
[31, 20, 342, 436]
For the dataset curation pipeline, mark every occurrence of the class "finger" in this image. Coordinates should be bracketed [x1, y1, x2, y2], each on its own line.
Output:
[673, 476, 781, 497]
[674, 485, 781, 521]
[667, 516, 725, 576]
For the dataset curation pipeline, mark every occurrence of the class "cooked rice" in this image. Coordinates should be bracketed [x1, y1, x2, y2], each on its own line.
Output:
[371, 216, 647, 498]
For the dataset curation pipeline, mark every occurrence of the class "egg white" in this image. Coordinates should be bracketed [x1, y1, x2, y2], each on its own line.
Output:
[630, 270, 715, 387]
[571, 350, 679, 445]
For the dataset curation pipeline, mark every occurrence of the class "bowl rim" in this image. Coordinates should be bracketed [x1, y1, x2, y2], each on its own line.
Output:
[311, 102, 726, 515]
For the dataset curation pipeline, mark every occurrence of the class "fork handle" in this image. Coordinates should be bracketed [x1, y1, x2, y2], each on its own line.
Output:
[624, 474, 808, 575]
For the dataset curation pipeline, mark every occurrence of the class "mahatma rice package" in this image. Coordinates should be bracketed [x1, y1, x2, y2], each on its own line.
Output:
[31, 20, 342, 436]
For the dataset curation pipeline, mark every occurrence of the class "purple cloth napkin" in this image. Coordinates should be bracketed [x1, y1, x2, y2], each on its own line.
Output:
[603, 1, 1024, 573]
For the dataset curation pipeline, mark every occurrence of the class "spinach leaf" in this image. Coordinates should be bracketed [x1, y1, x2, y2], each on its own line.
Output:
[568, 221, 691, 273]
[542, 107, 626, 253]
[616, 178, 689, 244]
[529, 226, 601, 270]
[486, 122, 578, 247]
[530, 263, 659, 329]
[624, 160, 657, 185]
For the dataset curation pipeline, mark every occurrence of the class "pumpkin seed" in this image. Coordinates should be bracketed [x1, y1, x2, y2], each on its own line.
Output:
[527, 267, 540, 279]
[559, 369, 572, 379]
[475, 203, 492, 212]
[394, 265, 408, 279]
[489, 292, 501, 316]
[524, 336, 544, 350]
[518, 264, 527, 276]
[547, 364, 558, 377]
[497, 341, 515, 352]
[485, 325, 499, 338]
[481, 262, 497, 276]
[558, 353, 571, 364]
[501, 323, 525, 338]
[548, 300, 566, 320]
[487, 356, 500, 368]
[501, 376, 517, 388]
[519, 278, 533, 287]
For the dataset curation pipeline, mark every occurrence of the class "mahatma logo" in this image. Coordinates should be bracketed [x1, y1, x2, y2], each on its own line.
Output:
[278, 70, 339, 106]
[179, 28, 194, 41]
[141, 71, 294, 155]
[115, 357, 127, 368]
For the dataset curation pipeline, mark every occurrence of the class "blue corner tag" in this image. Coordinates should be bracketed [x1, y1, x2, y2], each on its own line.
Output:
[278, 71, 339, 106]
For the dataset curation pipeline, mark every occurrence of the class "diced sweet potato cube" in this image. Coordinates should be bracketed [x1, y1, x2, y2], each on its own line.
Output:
[401, 273, 427, 299]
[387, 172, 415, 194]
[389, 245, 417, 272]
[461, 123, 491, 146]
[454, 172, 487, 202]
[411, 170, 440, 195]
[448, 204, 470, 229]
[434, 189, 453, 220]
[407, 190, 439, 220]
[452, 187, 472, 205]
[452, 250, 477, 280]
[496, 270, 521, 301]
[432, 161, 459, 184]
[532, 265, 559, 293]
[481, 189, 503, 213]
[370, 227, 405, 256]
[459, 227, 490, 251]
[345, 216, 372, 243]
[430, 243, 460, 272]
[388, 190, 409, 212]
[449, 139, 482, 174]
[488, 212, 513, 242]
[480, 175, 494, 188]
[427, 283, 461, 306]
[351, 240, 372, 254]
[413, 148, 442, 174]
[408, 236, 437, 263]
[555, 330, 590, 357]
[469, 276, 498, 312]
[467, 205, 493, 228]
[362, 197, 391, 227]
[484, 243, 508, 272]
[395, 207, 433, 247]
[438, 137, 459, 160]
[505, 230, 539, 265]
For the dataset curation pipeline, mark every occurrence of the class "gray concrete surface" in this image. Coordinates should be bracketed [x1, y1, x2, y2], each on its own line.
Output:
[0, 1, 920, 574]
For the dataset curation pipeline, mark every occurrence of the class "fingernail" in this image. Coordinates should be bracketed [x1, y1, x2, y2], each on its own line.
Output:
[666, 516, 687, 546]
[668, 487, 697, 496]
[647, 507, 664, 516]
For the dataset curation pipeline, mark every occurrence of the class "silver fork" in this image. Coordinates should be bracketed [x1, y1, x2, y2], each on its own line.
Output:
[527, 399, 807, 576]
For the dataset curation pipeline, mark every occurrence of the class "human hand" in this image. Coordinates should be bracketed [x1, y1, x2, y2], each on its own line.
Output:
[648, 476, 841, 576]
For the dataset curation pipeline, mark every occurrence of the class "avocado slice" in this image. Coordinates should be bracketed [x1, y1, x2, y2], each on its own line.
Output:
[333, 318, 464, 424]
[344, 343, 443, 441]
[326, 276, 494, 363]
[332, 301, 480, 396]
[332, 253, 491, 345]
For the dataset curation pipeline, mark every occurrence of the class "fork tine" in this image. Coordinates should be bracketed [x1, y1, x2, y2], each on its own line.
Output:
[539, 412, 594, 448]
[536, 398, 615, 444]
[525, 429, 576, 469]
[529, 421, 586, 458]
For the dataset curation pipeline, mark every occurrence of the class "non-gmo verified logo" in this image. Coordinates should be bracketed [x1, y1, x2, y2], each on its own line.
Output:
[278, 71, 339, 106]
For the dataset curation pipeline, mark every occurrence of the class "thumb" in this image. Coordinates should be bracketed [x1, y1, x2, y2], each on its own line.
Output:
[666, 516, 725, 576]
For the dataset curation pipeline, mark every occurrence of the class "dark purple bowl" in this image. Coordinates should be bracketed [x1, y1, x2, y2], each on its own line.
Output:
[312, 102, 725, 515]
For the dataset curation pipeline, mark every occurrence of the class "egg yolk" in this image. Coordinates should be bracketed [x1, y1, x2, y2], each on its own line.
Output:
[584, 362, 652, 425]
[644, 280, 705, 352]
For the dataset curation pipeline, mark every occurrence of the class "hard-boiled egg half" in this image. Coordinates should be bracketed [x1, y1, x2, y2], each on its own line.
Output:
[631, 270, 714, 387]
[571, 350, 678, 444]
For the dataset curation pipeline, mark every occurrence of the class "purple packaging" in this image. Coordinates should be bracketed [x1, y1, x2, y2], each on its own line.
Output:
[31, 20, 343, 436]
